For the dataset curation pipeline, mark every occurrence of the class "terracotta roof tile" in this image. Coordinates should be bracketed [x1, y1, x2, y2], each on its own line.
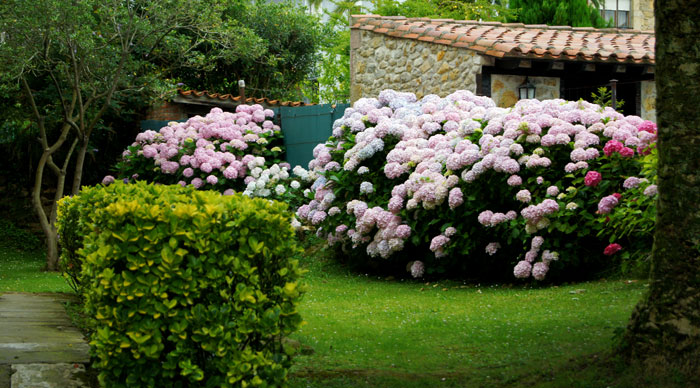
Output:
[176, 89, 311, 107]
[351, 15, 654, 64]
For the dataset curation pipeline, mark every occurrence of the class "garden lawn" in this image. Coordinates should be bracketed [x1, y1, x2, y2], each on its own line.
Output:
[288, 246, 662, 388]
[0, 247, 71, 293]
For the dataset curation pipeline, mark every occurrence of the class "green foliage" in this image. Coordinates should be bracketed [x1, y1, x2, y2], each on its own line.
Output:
[59, 182, 305, 387]
[56, 196, 86, 293]
[372, 0, 512, 21]
[508, 0, 611, 27]
[599, 147, 657, 277]
[0, 219, 41, 252]
[591, 86, 625, 111]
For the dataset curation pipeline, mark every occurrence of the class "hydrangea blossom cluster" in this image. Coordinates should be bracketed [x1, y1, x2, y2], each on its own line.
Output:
[115, 106, 284, 194]
[295, 89, 658, 281]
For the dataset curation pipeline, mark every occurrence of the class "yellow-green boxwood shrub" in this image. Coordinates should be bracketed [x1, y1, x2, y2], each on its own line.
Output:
[63, 182, 304, 387]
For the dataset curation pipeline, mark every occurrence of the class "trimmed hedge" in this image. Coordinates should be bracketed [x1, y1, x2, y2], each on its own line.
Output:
[58, 182, 304, 387]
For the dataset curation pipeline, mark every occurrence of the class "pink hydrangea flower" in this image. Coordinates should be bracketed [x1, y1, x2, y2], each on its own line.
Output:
[513, 261, 532, 279]
[485, 242, 501, 256]
[101, 175, 115, 185]
[410, 261, 425, 278]
[507, 175, 522, 186]
[597, 195, 619, 214]
[448, 187, 464, 209]
[532, 262, 549, 280]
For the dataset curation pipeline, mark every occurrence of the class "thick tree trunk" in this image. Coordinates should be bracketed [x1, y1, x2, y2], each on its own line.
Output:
[620, 0, 700, 375]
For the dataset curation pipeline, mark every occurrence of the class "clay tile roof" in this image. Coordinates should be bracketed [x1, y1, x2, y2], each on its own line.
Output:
[176, 89, 311, 107]
[351, 15, 655, 64]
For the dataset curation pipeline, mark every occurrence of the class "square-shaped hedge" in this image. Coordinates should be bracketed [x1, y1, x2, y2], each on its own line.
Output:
[63, 182, 304, 387]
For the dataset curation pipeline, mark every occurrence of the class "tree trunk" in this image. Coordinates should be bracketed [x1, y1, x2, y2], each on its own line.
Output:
[71, 139, 89, 195]
[620, 0, 700, 375]
[32, 152, 60, 271]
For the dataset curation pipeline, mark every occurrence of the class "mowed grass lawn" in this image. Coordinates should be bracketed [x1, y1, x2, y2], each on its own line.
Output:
[288, 247, 654, 388]
[0, 247, 71, 293]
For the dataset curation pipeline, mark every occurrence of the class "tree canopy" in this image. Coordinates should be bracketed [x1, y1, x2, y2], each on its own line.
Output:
[508, 0, 610, 27]
[0, 0, 323, 269]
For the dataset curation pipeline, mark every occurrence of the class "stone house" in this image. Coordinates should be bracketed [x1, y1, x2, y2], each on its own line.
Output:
[350, 14, 656, 121]
[598, 0, 654, 30]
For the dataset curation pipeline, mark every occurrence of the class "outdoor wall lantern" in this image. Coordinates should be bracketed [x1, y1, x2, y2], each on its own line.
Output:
[518, 77, 536, 100]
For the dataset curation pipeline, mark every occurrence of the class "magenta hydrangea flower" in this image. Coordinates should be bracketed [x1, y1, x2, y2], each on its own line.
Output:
[603, 243, 622, 256]
[584, 171, 602, 187]
[206, 175, 218, 185]
[603, 140, 623, 156]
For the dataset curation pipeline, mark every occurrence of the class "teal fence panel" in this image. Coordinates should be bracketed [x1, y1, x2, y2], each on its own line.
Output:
[279, 103, 348, 169]
[140, 120, 185, 131]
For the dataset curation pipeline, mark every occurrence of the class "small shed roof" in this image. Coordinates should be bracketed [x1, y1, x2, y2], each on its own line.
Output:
[175, 89, 312, 109]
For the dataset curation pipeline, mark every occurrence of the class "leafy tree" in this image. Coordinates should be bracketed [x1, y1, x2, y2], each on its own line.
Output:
[620, 1, 700, 378]
[0, 0, 260, 270]
[508, 0, 610, 27]
[167, 1, 324, 101]
[372, 0, 512, 21]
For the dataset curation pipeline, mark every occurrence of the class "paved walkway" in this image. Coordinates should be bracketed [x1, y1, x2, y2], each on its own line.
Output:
[0, 293, 91, 388]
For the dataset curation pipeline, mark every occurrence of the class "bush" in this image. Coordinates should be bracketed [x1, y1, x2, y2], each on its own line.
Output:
[56, 196, 84, 293]
[112, 106, 288, 193]
[295, 90, 657, 281]
[61, 181, 304, 387]
[0, 218, 41, 252]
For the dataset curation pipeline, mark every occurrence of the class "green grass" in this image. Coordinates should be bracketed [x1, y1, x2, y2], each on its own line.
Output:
[287, 244, 691, 388]
[0, 236, 693, 387]
[0, 247, 72, 293]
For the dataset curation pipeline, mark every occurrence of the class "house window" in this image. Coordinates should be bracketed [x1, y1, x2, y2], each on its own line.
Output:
[602, 0, 631, 28]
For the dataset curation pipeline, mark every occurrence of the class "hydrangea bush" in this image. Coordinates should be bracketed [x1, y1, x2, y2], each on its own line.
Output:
[295, 89, 657, 281]
[113, 105, 307, 200]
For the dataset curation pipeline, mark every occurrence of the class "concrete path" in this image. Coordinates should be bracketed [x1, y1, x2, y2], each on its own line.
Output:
[0, 293, 91, 388]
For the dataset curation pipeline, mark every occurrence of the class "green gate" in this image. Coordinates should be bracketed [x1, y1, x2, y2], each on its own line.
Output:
[278, 104, 349, 169]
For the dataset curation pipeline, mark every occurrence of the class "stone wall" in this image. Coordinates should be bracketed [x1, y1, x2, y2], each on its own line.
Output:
[350, 29, 486, 102]
[490, 75, 560, 108]
[641, 80, 656, 122]
[632, 0, 654, 31]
